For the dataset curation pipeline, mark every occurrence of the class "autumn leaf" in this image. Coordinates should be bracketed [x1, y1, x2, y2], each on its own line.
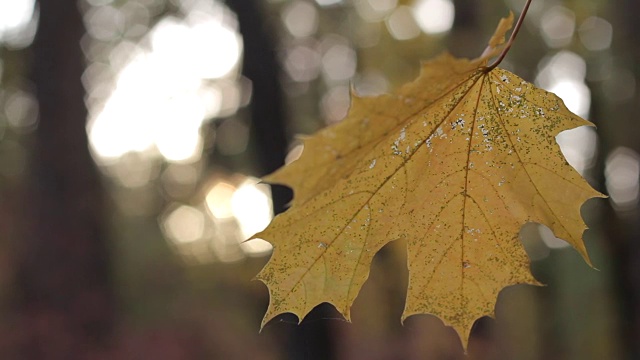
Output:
[252, 12, 604, 344]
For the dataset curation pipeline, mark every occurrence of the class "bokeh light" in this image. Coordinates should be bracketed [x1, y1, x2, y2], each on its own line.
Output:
[321, 38, 357, 82]
[555, 126, 597, 176]
[0, 0, 38, 48]
[353, 69, 389, 96]
[108, 152, 159, 188]
[579, 16, 613, 52]
[535, 51, 591, 119]
[162, 174, 275, 263]
[539, 5, 575, 48]
[231, 178, 274, 240]
[77, 0, 268, 265]
[412, 0, 455, 35]
[86, 2, 243, 164]
[548, 80, 591, 119]
[284, 143, 305, 164]
[386, 6, 421, 40]
[282, 1, 318, 38]
[538, 224, 570, 249]
[284, 43, 322, 82]
[606, 147, 640, 212]
[354, 0, 397, 22]
[534, 51, 595, 176]
[321, 85, 351, 123]
[84, 5, 125, 41]
[315, 0, 343, 7]
[163, 205, 206, 244]
[4, 90, 39, 131]
[205, 181, 236, 219]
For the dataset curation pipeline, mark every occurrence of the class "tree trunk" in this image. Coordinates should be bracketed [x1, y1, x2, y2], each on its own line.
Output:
[224, 0, 291, 215]
[14, 0, 115, 358]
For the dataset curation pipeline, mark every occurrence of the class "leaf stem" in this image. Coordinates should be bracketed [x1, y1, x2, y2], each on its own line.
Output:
[482, 0, 533, 72]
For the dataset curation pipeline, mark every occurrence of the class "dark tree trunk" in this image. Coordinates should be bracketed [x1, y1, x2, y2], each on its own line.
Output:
[14, 0, 115, 358]
[224, 0, 291, 215]
[604, 0, 640, 358]
[224, 1, 336, 359]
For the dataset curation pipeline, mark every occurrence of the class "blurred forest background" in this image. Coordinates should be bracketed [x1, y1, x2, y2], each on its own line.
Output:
[0, 0, 638, 359]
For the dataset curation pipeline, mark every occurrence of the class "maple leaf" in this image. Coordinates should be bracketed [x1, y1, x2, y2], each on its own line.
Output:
[252, 13, 604, 344]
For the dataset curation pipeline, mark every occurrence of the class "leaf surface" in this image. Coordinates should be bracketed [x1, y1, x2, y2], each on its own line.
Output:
[252, 14, 603, 344]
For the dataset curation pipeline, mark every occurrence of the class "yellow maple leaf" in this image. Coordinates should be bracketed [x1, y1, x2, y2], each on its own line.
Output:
[252, 12, 604, 344]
